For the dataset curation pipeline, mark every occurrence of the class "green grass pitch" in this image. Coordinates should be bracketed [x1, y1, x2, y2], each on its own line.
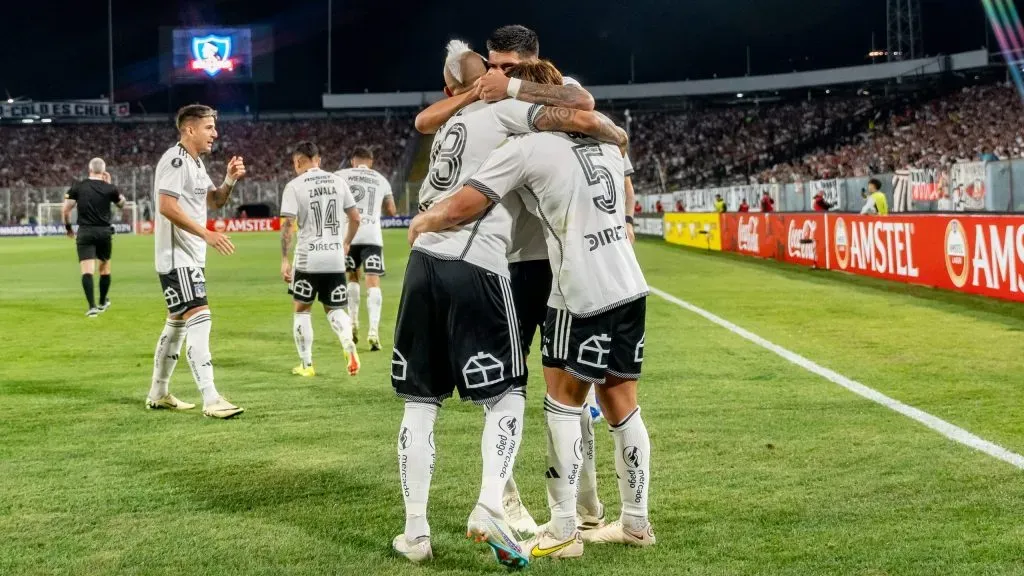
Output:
[2, 230, 1023, 575]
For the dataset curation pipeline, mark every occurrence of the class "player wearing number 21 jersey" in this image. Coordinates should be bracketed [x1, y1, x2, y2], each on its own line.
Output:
[335, 146, 397, 351]
[280, 141, 362, 378]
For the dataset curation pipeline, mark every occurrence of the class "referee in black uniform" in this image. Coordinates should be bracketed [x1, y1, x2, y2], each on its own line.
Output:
[62, 158, 126, 317]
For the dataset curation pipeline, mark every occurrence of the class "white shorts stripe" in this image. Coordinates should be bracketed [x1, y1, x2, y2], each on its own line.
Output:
[561, 310, 572, 360]
[177, 268, 192, 302]
[499, 277, 523, 377]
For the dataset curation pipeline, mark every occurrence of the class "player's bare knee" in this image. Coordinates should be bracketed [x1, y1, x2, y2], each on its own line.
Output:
[596, 376, 639, 425]
[294, 301, 313, 313]
[80, 259, 95, 274]
[366, 274, 381, 288]
[98, 261, 111, 275]
[543, 366, 589, 406]
[182, 305, 210, 321]
[347, 270, 360, 283]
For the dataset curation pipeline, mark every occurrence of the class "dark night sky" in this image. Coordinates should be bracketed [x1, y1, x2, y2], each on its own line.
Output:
[1, 0, 987, 112]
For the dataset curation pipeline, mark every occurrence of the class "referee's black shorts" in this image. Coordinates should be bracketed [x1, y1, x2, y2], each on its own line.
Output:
[76, 225, 113, 262]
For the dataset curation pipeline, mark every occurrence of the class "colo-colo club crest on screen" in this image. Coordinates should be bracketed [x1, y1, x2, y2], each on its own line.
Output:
[191, 35, 234, 77]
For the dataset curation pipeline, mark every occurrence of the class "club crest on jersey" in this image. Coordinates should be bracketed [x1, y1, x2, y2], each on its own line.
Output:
[171, 158, 183, 168]
[190, 35, 233, 77]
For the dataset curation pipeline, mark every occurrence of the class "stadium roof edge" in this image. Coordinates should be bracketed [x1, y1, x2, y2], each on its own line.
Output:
[322, 49, 990, 109]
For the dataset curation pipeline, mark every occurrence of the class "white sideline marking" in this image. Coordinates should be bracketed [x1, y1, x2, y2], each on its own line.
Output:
[649, 286, 1024, 470]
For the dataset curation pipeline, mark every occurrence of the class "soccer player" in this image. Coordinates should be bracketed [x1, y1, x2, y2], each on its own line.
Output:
[391, 42, 626, 567]
[335, 146, 397, 351]
[409, 73, 656, 557]
[146, 104, 246, 419]
[62, 158, 125, 317]
[416, 24, 639, 537]
[280, 141, 362, 377]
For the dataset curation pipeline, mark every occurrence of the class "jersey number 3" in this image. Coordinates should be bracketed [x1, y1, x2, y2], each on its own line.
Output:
[572, 144, 618, 215]
[428, 123, 467, 192]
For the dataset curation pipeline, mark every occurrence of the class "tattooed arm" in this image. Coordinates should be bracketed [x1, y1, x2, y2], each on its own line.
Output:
[478, 70, 595, 110]
[532, 107, 627, 147]
[280, 216, 295, 282]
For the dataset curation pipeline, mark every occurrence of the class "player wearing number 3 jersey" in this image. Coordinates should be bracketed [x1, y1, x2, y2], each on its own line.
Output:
[335, 146, 397, 351]
[391, 42, 628, 568]
[280, 142, 362, 378]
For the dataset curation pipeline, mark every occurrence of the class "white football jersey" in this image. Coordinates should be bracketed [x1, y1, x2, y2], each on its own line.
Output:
[507, 153, 635, 264]
[280, 168, 357, 273]
[335, 165, 392, 247]
[468, 133, 648, 317]
[153, 144, 215, 274]
[415, 99, 538, 277]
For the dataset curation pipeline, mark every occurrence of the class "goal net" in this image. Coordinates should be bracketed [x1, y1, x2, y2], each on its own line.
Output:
[37, 202, 138, 234]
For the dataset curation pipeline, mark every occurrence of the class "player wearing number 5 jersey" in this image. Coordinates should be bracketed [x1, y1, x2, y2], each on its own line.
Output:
[280, 142, 362, 378]
[335, 147, 397, 351]
[411, 112, 655, 558]
[392, 44, 627, 568]
[147, 104, 246, 419]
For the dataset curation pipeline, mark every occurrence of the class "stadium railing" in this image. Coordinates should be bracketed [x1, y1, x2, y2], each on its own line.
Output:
[635, 158, 1024, 214]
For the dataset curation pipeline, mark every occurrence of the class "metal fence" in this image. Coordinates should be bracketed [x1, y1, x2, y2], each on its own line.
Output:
[635, 158, 1024, 214]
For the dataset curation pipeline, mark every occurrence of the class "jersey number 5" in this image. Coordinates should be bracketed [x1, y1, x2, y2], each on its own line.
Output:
[572, 144, 618, 215]
[310, 199, 341, 237]
[428, 123, 467, 192]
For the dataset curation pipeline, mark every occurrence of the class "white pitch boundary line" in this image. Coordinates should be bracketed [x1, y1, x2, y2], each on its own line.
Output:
[649, 286, 1024, 470]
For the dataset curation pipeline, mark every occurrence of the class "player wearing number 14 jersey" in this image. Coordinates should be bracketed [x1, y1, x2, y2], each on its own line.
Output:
[280, 142, 362, 377]
[335, 147, 397, 351]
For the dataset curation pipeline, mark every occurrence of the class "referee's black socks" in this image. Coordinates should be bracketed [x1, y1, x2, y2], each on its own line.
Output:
[81, 273, 96, 309]
[99, 274, 111, 306]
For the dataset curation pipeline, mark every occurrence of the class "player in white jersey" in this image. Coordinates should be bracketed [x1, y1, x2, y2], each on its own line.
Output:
[147, 104, 246, 419]
[280, 142, 362, 377]
[335, 146, 397, 351]
[411, 116, 656, 558]
[414, 24, 635, 541]
[391, 42, 627, 568]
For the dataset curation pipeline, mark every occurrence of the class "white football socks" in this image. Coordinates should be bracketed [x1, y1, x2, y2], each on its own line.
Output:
[610, 407, 651, 532]
[399, 401, 439, 541]
[367, 286, 383, 334]
[326, 308, 356, 355]
[543, 395, 583, 540]
[478, 390, 525, 514]
[293, 311, 313, 367]
[577, 400, 601, 515]
[347, 282, 361, 324]
[149, 319, 185, 400]
[184, 311, 221, 406]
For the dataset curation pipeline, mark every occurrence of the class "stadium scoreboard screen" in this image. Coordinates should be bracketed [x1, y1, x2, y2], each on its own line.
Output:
[160, 26, 273, 84]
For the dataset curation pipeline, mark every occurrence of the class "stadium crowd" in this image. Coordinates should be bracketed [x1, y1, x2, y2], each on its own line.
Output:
[3, 81, 1022, 221]
[0, 116, 413, 224]
[755, 83, 1024, 184]
[626, 98, 870, 191]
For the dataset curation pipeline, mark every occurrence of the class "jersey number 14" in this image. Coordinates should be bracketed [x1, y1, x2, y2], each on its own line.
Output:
[310, 199, 341, 237]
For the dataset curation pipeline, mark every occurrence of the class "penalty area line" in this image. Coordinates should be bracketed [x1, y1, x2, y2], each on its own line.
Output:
[648, 286, 1024, 471]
